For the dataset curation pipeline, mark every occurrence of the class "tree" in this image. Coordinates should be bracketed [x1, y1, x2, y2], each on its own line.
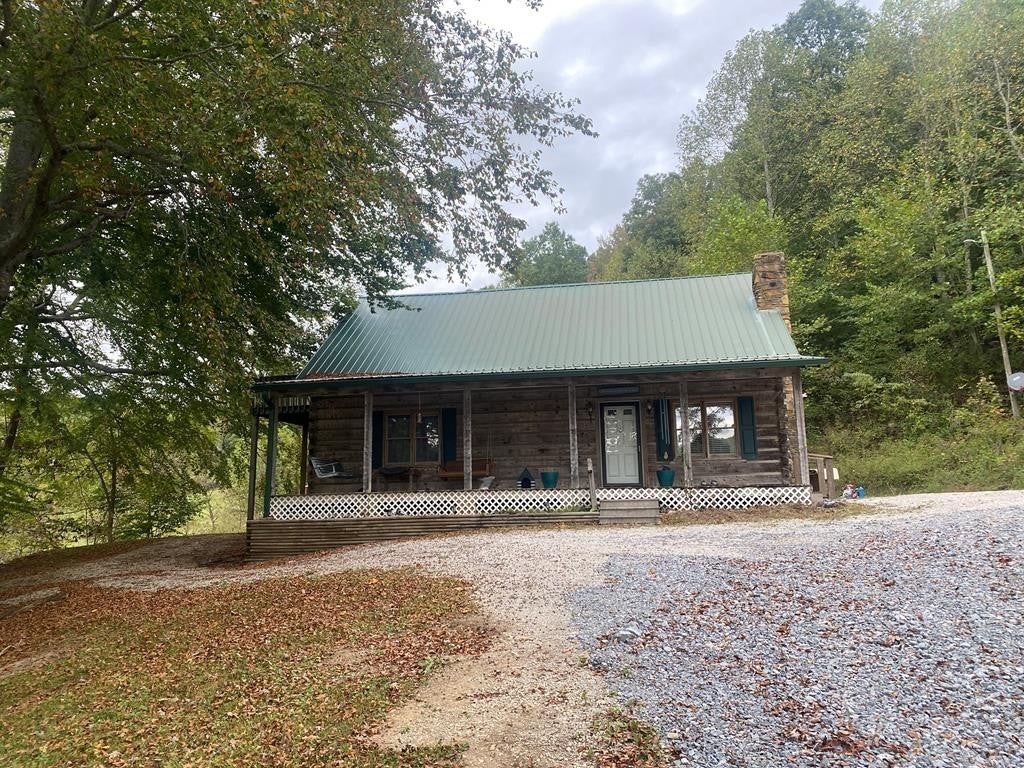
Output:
[587, 174, 691, 281]
[678, 30, 805, 217]
[503, 222, 589, 287]
[0, 0, 593, 540]
[0, 0, 591, 421]
[690, 197, 787, 275]
[592, 0, 1024, 476]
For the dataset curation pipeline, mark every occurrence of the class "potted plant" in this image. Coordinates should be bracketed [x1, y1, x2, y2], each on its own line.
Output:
[540, 467, 559, 489]
[656, 465, 676, 488]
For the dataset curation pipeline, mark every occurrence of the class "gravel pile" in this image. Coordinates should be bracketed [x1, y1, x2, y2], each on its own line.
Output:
[571, 501, 1024, 767]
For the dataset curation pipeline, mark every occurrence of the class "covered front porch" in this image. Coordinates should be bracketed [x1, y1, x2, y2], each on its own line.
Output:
[247, 368, 813, 522]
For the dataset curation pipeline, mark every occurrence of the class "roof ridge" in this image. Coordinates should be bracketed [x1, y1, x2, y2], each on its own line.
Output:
[369, 271, 753, 300]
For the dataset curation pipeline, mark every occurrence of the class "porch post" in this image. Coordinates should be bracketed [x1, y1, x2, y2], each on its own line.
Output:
[791, 371, 810, 485]
[678, 380, 693, 488]
[246, 411, 259, 521]
[262, 396, 278, 518]
[463, 387, 473, 490]
[362, 391, 373, 493]
[567, 382, 579, 488]
[299, 421, 310, 495]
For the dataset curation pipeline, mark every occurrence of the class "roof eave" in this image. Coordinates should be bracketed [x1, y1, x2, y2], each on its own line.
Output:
[253, 356, 828, 393]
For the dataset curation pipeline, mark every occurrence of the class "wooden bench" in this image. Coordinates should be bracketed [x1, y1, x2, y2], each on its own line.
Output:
[437, 458, 494, 480]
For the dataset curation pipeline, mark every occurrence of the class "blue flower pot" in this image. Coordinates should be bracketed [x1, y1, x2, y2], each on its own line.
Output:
[540, 470, 559, 489]
[656, 468, 676, 488]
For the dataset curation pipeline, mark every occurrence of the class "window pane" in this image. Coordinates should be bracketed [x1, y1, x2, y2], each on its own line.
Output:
[688, 406, 705, 456]
[415, 415, 439, 462]
[387, 438, 410, 464]
[675, 406, 705, 457]
[706, 404, 736, 455]
[386, 415, 411, 463]
[388, 415, 410, 438]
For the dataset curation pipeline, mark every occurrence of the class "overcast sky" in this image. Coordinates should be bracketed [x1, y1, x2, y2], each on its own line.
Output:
[408, 0, 879, 293]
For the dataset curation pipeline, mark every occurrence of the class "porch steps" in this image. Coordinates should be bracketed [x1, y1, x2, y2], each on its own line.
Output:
[246, 512, 598, 561]
[598, 498, 661, 526]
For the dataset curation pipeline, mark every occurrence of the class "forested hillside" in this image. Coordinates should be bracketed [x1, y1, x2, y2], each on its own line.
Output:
[588, 0, 1024, 492]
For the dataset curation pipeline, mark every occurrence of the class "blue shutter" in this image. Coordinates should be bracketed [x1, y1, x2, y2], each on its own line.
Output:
[371, 410, 384, 469]
[440, 407, 457, 463]
[653, 398, 675, 462]
[738, 396, 757, 460]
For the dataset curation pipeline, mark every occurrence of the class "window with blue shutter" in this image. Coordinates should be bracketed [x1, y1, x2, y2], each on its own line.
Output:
[653, 398, 675, 462]
[371, 410, 384, 469]
[737, 396, 757, 460]
[440, 407, 457, 463]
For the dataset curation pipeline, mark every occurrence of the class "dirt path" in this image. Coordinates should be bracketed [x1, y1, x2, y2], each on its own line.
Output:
[3, 491, 1022, 767]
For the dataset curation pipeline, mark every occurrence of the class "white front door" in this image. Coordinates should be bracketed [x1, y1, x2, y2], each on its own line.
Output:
[602, 403, 641, 485]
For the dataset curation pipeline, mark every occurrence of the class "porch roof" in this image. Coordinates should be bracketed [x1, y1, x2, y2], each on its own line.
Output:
[260, 273, 825, 390]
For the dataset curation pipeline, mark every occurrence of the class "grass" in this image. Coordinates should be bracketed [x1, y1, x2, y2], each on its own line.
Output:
[1, 569, 491, 767]
[830, 429, 1024, 495]
[180, 488, 249, 536]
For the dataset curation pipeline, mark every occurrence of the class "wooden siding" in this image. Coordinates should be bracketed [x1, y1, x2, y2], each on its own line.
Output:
[247, 513, 598, 560]
[305, 372, 788, 494]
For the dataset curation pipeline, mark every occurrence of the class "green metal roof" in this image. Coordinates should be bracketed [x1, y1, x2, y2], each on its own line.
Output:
[273, 273, 823, 389]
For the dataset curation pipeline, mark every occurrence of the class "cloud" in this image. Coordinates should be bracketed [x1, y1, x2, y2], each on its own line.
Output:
[408, 0, 882, 293]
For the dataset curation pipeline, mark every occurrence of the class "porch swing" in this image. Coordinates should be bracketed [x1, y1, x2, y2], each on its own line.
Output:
[436, 421, 494, 481]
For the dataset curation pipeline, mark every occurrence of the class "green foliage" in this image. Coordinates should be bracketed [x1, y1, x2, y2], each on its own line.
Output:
[690, 197, 787, 274]
[502, 222, 589, 287]
[826, 378, 1024, 494]
[0, 383, 220, 552]
[589, 173, 690, 280]
[593, 0, 1024, 490]
[0, 1, 592, 553]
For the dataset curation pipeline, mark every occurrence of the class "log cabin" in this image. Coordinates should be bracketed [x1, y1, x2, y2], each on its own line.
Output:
[245, 252, 824, 557]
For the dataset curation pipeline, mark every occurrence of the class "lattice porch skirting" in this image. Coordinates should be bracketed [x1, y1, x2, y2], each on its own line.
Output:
[268, 485, 811, 521]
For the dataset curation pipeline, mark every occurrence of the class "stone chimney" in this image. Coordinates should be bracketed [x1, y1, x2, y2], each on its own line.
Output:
[752, 251, 801, 484]
[752, 251, 791, 330]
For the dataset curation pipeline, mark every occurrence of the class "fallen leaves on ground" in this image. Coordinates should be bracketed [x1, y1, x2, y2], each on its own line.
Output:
[587, 710, 672, 768]
[0, 540, 150, 581]
[1, 568, 491, 767]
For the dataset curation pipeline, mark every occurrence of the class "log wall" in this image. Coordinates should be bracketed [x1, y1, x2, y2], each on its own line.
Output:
[305, 372, 789, 494]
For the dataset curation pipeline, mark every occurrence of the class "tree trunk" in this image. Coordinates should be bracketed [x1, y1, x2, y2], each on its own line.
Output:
[761, 146, 775, 217]
[960, 186, 974, 293]
[105, 456, 117, 543]
[0, 407, 21, 477]
[0, 110, 48, 313]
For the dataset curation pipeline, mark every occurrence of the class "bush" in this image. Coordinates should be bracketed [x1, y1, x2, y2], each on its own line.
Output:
[821, 378, 1024, 494]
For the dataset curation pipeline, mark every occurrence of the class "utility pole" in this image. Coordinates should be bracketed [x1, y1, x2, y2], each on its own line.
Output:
[980, 231, 1021, 420]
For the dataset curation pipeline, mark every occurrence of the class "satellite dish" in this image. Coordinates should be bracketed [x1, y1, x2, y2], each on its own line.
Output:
[1009, 372, 1024, 392]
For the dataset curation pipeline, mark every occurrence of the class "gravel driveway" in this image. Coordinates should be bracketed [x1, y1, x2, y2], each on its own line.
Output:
[6, 491, 1022, 767]
[572, 492, 1024, 767]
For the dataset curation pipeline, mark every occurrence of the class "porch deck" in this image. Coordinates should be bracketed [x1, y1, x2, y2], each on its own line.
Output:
[267, 485, 812, 519]
[249, 485, 811, 559]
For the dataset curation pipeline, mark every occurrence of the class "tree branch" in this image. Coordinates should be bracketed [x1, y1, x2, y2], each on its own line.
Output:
[65, 139, 183, 168]
[0, 360, 171, 376]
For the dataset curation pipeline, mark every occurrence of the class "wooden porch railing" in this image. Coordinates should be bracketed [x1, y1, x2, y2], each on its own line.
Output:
[807, 452, 837, 498]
